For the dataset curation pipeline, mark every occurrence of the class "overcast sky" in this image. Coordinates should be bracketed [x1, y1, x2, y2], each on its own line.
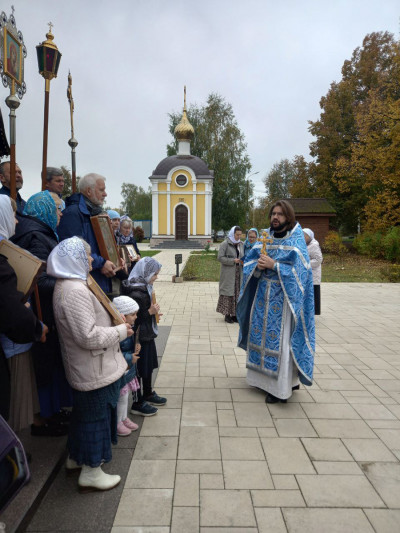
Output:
[2, 0, 399, 208]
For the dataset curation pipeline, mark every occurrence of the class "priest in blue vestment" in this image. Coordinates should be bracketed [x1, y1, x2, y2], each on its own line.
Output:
[236, 200, 315, 403]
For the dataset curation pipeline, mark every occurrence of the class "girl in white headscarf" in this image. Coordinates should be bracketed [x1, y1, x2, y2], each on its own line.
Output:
[122, 256, 166, 416]
[216, 226, 244, 323]
[303, 228, 323, 315]
[48, 237, 133, 493]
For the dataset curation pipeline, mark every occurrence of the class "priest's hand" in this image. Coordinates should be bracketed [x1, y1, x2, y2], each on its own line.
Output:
[257, 254, 276, 271]
[101, 260, 117, 277]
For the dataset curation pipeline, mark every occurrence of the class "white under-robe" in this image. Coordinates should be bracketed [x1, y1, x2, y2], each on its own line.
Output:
[246, 301, 300, 399]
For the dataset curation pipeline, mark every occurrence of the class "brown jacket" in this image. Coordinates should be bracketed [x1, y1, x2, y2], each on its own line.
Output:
[53, 279, 127, 391]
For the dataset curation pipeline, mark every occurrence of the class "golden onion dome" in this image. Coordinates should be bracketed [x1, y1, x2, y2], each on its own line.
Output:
[174, 86, 194, 142]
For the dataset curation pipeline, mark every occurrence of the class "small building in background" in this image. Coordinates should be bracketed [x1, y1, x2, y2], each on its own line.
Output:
[285, 198, 336, 244]
[149, 89, 213, 248]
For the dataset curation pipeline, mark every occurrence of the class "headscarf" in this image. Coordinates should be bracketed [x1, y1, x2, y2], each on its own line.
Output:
[118, 215, 134, 244]
[127, 256, 162, 296]
[303, 228, 315, 241]
[0, 196, 15, 240]
[228, 226, 241, 245]
[107, 209, 120, 220]
[23, 190, 58, 237]
[47, 237, 90, 281]
[243, 228, 259, 254]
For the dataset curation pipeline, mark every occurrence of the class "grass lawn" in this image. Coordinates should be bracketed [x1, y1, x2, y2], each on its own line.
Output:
[182, 251, 220, 281]
[182, 251, 396, 282]
[140, 250, 161, 257]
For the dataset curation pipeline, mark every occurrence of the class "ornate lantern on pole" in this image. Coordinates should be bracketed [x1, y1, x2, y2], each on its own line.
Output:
[36, 23, 61, 191]
[0, 7, 27, 201]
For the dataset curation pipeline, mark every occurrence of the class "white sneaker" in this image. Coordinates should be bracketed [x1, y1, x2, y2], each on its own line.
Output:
[78, 465, 121, 493]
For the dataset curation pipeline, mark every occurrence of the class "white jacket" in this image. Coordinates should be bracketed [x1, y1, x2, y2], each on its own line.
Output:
[53, 279, 128, 391]
[307, 238, 323, 285]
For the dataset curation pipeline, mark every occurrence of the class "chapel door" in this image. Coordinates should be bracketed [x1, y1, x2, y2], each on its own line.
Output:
[175, 204, 188, 240]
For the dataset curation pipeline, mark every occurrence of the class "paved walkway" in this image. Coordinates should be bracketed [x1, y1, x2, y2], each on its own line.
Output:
[112, 282, 400, 533]
[149, 249, 193, 282]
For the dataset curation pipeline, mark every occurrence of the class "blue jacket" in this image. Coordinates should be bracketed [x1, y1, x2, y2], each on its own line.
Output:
[57, 193, 111, 292]
[119, 335, 137, 385]
[0, 186, 26, 215]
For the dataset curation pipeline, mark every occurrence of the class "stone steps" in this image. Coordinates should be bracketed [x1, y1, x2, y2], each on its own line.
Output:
[151, 240, 204, 249]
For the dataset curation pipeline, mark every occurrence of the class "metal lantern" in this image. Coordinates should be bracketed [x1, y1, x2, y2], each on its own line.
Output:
[36, 25, 61, 80]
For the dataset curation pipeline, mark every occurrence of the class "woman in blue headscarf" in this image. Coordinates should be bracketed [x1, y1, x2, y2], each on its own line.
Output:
[243, 228, 259, 260]
[12, 190, 72, 436]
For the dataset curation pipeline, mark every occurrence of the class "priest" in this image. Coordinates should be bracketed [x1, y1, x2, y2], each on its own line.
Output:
[236, 200, 315, 403]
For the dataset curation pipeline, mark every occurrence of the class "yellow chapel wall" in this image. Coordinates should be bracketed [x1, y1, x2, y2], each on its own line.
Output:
[158, 193, 167, 234]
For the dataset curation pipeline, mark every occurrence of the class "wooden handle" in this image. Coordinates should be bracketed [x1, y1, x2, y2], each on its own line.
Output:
[152, 291, 160, 324]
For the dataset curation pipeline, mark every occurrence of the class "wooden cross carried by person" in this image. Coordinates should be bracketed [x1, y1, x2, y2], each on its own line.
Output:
[258, 231, 274, 255]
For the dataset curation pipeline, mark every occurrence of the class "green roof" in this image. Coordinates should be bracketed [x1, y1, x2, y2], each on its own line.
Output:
[284, 198, 336, 214]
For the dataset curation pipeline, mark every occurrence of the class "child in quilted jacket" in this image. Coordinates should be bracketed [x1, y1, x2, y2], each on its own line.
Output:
[113, 296, 141, 436]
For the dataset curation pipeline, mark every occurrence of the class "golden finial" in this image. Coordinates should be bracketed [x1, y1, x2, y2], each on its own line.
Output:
[174, 86, 194, 142]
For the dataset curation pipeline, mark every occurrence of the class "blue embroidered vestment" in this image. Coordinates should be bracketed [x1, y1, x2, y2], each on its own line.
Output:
[236, 223, 315, 385]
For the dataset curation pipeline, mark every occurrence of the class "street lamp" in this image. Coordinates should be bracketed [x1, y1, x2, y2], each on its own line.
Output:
[246, 171, 259, 227]
[36, 23, 62, 191]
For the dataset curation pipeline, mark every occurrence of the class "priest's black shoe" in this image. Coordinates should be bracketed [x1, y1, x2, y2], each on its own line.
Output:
[225, 315, 234, 323]
[265, 393, 287, 404]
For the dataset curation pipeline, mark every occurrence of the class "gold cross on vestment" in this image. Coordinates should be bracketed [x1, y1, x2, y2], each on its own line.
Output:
[258, 231, 273, 255]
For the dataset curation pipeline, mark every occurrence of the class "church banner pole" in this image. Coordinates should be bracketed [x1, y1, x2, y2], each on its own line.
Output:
[67, 71, 78, 193]
[0, 7, 27, 200]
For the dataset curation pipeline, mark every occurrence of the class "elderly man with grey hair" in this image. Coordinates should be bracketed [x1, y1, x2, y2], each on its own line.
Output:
[58, 173, 117, 293]
[45, 167, 65, 196]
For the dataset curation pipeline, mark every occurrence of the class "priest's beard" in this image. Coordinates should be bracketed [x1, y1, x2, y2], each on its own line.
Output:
[271, 221, 288, 233]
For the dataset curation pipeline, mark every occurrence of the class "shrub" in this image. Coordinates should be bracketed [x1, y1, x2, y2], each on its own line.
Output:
[322, 231, 347, 255]
[380, 264, 400, 282]
[382, 227, 400, 263]
[133, 226, 145, 243]
[353, 232, 384, 259]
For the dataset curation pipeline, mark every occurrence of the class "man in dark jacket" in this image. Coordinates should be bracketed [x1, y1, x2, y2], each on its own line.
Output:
[0, 161, 26, 214]
[57, 173, 117, 293]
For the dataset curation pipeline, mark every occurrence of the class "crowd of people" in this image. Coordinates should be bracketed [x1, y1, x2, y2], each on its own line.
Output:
[1, 161, 321, 494]
[0, 163, 165, 493]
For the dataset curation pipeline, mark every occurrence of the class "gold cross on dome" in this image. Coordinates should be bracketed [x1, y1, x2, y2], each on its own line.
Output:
[11, 5, 15, 15]
[258, 231, 273, 255]
[48, 21, 53, 33]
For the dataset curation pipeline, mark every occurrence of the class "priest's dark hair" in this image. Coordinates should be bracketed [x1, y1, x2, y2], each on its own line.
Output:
[268, 200, 296, 230]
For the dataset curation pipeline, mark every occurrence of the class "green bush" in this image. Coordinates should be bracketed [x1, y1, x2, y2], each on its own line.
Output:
[322, 231, 347, 255]
[382, 227, 400, 263]
[353, 231, 384, 258]
[380, 264, 400, 282]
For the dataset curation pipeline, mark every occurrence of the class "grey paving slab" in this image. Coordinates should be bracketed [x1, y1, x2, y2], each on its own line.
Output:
[114, 489, 173, 526]
[361, 462, 400, 508]
[296, 474, 385, 507]
[223, 460, 273, 489]
[283, 508, 375, 533]
[200, 490, 256, 527]
[260, 437, 315, 474]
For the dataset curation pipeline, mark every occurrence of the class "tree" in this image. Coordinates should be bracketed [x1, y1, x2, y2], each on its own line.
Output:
[61, 166, 80, 199]
[263, 156, 316, 203]
[120, 183, 152, 220]
[309, 31, 400, 232]
[167, 93, 252, 229]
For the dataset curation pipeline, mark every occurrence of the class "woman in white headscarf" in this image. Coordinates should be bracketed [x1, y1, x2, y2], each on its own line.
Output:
[0, 196, 47, 431]
[122, 256, 166, 416]
[216, 226, 244, 323]
[48, 236, 133, 493]
[303, 228, 323, 315]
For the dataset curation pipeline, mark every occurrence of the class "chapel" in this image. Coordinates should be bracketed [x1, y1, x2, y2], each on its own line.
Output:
[149, 89, 213, 247]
